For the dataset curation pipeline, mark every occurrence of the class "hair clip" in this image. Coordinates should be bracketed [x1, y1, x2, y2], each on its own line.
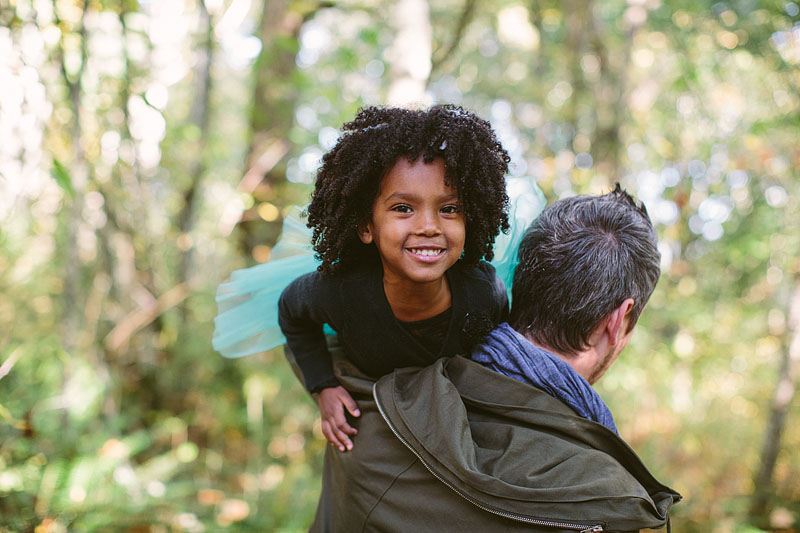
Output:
[358, 123, 389, 133]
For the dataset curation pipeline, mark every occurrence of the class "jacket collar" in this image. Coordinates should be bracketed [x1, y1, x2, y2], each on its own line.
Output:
[470, 323, 618, 433]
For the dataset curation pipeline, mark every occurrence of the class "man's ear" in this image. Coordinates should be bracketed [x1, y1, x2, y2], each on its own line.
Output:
[607, 298, 635, 346]
[357, 221, 373, 244]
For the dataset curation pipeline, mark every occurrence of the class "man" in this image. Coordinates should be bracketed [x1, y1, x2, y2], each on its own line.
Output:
[309, 185, 681, 532]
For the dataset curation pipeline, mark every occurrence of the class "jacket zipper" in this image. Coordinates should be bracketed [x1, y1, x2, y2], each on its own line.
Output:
[372, 385, 604, 533]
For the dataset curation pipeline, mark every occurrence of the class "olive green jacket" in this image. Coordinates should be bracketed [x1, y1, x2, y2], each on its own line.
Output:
[308, 355, 681, 533]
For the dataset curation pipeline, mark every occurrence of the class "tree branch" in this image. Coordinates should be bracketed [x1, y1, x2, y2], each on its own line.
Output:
[104, 281, 196, 355]
[431, 0, 477, 76]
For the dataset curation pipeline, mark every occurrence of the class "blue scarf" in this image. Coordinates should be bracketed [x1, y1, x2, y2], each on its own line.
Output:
[470, 323, 618, 434]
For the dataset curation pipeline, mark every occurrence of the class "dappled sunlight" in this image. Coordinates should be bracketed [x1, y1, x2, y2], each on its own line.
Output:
[1, 0, 799, 530]
[497, 5, 539, 50]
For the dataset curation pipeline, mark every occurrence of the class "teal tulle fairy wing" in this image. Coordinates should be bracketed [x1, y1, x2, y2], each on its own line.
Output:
[213, 254, 319, 357]
[489, 176, 546, 303]
[269, 205, 317, 260]
[212, 206, 330, 358]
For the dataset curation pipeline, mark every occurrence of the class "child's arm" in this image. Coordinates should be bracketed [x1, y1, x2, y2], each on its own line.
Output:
[278, 272, 361, 450]
[278, 272, 341, 392]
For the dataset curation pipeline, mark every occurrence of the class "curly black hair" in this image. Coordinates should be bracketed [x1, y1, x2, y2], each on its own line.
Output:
[307, 104, 511, 274]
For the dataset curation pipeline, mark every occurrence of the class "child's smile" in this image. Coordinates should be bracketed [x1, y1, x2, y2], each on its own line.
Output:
[359, 157, 466, 290]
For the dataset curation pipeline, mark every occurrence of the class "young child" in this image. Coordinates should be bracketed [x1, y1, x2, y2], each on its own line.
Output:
[278, 105, 514, 452]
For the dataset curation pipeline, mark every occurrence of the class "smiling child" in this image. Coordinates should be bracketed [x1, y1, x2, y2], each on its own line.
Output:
[278, 105, 511, 451]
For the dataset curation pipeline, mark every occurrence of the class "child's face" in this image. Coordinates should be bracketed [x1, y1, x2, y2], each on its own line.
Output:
[359, 157, 466, 289]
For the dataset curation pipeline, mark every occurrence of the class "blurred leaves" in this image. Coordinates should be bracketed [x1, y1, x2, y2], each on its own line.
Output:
[0, 0, 799, 531]
[50, 158, 74, 199]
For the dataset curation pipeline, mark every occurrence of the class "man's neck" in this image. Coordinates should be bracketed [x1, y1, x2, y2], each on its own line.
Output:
[519, 330, 603, 385]
[520, 331, 563, 359]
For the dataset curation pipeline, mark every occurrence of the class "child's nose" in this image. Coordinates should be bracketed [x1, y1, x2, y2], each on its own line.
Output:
[416, 209, 441, 236]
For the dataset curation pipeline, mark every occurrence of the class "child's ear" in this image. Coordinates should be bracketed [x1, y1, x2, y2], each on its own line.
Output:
[357, 222, 373, 244]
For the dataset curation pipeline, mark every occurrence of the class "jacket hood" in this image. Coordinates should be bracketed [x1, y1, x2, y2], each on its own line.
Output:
[373, 356, 681, 532]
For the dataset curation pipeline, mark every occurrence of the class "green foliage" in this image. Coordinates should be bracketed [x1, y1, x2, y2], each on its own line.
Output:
[50, 158, 74, 199]
[1, 0, 798, 531]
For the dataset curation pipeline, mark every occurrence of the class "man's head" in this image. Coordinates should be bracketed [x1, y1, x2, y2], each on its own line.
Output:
[509, 184, 660, 381]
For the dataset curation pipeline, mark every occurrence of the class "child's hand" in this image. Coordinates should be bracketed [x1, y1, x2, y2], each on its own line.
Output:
[317, 386, 360, 452]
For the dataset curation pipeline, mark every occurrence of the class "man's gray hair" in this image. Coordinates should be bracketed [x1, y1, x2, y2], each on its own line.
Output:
[509, 184, 661, 355]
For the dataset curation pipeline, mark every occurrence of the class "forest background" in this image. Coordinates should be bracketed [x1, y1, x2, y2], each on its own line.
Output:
[0, 0, 799, 531]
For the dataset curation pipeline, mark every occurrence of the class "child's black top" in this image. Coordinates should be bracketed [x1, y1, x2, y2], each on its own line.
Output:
[278, 260, 509, 393]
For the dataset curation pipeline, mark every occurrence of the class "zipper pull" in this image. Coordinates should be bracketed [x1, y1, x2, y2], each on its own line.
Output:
[580, 527, 604, 533]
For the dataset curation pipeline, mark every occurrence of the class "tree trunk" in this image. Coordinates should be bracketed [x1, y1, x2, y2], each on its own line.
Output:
[564, 0, 589, 130]
[241, 0, 301, 194]
[750, 280, 800, 521]
[177, 0, 214, 292]
[589, 3, 639, 180]
[57, 0, 91, 352]
[238, 1, 330, 255]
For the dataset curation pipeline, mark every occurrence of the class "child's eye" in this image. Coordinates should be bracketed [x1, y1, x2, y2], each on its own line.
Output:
[391, 204, 413, 213]
[441, 204, 460, 214]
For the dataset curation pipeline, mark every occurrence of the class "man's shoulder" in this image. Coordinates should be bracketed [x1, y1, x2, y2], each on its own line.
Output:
[371, 356, 680, 530]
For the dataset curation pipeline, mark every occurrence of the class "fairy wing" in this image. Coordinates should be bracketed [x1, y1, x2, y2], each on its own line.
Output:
[489, 176, 546, 303]
[212, 206, 324, 358]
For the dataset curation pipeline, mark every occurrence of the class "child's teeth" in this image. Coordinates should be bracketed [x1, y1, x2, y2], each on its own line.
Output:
[413, 249, 441, 256]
